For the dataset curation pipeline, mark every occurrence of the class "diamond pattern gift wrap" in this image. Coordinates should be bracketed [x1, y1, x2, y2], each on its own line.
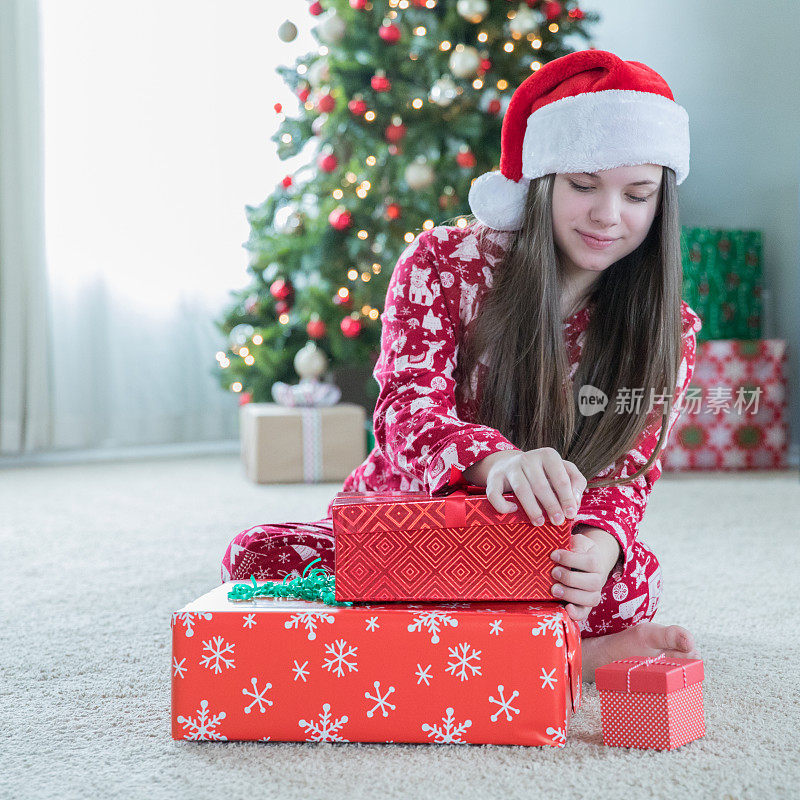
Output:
[596, 655, 705, 750]
[661, 339, 788, 471]
[171, 583, 582, 746]
[331, 489, 574, 602]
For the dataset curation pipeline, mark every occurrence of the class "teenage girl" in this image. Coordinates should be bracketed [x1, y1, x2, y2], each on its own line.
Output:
[222, 50, 701, 680]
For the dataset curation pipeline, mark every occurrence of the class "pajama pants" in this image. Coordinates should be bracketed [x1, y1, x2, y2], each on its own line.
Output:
[220, 517, 663, 639]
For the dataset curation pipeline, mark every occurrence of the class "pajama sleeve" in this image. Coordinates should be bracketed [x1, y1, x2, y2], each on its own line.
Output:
[372, 229, 519, 495]
[572, 303, 703, 572]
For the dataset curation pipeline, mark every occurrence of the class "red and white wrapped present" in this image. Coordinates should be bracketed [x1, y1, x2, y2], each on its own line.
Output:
[171, 583, 582, 746]
[662, 339, 788, 470]
[331, 487, 574, 603]
[596, 654, 705, 749]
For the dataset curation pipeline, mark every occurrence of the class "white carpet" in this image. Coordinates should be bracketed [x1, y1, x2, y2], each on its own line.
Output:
[2, 455, 798, 799]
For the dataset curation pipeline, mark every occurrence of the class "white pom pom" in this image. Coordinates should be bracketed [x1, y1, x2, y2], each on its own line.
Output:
[467, 170, 529, 231]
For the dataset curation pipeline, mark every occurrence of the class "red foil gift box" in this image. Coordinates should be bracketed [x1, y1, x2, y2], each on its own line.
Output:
[596, 654, 706, 749]
[171, 582, 582, 746]
[331, 487, 574, 602]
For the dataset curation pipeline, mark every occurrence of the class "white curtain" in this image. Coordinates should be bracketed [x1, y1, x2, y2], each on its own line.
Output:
[0, 0, 53, 455]
[36, 0, 314, 452]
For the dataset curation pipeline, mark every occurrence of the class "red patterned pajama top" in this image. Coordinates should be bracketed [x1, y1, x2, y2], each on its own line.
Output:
[330, 224, 702, 574]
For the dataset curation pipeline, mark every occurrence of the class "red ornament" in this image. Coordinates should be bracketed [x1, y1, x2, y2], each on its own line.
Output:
[318, 152, 338, 173]
[333, 291, 352, 309]
[487, 98, 502, 115]
[385, 121, 407, 144]
[388, 143, 401, 156]
[544, 1, 562, 20]
[385, 202, 401, 221]
[309, 2, 323, 16]
[270, 278, 294, 301]
[275, 299, 291, 315]
[568, 8, 585, 20]
[238, 391, 252, 406]
[349, 0, 367, 8]
[328, 207, 352, 231]
[378, 23, 401, 44]
[306, 316, 327, 339]
[348, 96, 367, 116]
[281, 175, 293, 188]
[371, 71, 391, 92]
[274, 103, 283, 113]
[456, 148, 476, 169]
[297, 85, 311, 103]
[480, 58, 492, 73]
[317, 92, 336, 113]
[340, 315, 362, 338]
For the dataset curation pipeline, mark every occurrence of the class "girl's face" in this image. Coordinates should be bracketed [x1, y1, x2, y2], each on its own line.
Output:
[551, 164, 663, 277]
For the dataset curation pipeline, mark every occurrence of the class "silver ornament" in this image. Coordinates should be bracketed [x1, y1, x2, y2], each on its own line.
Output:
[509, 5, 539, 37]
[404, 158, 435, 190]
[277, 20, 298, 43]
[456, 0, 489, 24]
[316, 11, 346, 45]
[429, 75, 458, 107]
[448, 45, 481, 79]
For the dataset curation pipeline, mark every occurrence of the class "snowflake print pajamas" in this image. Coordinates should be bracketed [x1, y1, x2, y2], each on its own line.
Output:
[222, 225, 701, 640]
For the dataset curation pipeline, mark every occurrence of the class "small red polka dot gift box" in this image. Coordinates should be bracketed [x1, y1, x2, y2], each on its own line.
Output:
[595, 653, 705, 750]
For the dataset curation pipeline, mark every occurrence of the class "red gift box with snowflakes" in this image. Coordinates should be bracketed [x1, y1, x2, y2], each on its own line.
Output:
[331, 488, 574, 602]
[661, 339, 788, 470]
[171, 582, 582, 746]
[596, 654, 705, 750]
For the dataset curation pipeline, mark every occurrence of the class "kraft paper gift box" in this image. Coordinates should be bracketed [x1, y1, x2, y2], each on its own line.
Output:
[240, 402, 366, 483]
[596, 655, 705, 750]
[661, 339, 788, 471]
[171, 583, 582, 746]
[331, 487, 574, 602]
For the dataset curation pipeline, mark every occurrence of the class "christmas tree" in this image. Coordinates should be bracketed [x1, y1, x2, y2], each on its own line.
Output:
[215, 0, 598, 407]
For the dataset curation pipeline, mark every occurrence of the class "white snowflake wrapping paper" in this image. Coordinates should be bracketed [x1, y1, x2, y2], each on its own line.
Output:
[171, 582, 582, 746]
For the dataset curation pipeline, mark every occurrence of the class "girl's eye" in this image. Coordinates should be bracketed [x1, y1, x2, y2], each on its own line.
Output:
[568, 180, 649, 203]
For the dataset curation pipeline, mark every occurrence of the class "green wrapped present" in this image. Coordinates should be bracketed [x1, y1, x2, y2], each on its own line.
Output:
[681, 227, 762, 341]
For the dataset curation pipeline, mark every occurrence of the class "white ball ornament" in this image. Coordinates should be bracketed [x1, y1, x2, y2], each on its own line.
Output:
[509, 5, 539, 37]
[404, 157, 435, 190]
[294, 342, 329, 381]
[316, 11, 346, 45]
[448, 45, 481, 79]
[429, 75, 458, 107]
[456, 0, 489, 24]
[305, 58, 330, 87]
[277, 20, 298, 43]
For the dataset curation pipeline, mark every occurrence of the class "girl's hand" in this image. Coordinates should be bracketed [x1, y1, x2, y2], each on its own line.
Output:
[551, 531, 617, 622]
[470, 448, 588, 526]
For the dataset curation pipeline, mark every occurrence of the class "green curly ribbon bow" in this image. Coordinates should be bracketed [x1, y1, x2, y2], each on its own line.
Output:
[227, 557, 352, 607]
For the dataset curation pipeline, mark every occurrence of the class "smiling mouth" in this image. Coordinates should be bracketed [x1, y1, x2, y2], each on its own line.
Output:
[578, 231, 618, 242]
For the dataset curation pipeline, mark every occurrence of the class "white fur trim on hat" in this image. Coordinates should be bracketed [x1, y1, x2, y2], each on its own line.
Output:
[467, 170, 530, 231]
[523, 89, 689, 185]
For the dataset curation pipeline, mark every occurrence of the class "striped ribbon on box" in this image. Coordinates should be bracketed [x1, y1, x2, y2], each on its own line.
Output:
[300, 408, 323, 483]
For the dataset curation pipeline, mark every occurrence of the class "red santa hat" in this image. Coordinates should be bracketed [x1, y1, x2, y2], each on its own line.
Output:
[468, 50, 690, 231]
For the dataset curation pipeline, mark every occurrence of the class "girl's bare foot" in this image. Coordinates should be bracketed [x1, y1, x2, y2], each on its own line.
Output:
[581, 622, 699, 683]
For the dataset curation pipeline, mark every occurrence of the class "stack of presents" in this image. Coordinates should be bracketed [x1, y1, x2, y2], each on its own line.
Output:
[663, 227, 788, 470]
[171, 489, 706, 749]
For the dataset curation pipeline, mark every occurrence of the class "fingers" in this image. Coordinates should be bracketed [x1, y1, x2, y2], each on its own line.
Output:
[540, 451, 580, 520]
[551, 580, 602, 607]
[551, 564, 605, 593]
[562, 460, 587, 507]
[565, 603, 591, 622]
[551, 534, 604, 573]
[520, 460, 563, 524]
[506, 469, 544, 524]
[485, 471, 518, 515]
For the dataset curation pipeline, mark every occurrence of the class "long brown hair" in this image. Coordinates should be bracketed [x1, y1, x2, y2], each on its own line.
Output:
[450, 167, 684, 489]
